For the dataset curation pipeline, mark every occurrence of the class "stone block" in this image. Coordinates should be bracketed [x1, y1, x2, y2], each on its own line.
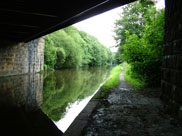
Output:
[175, 72, 182, 87]
[168, 55, 177, 68]
[174, 87, 182, 103]
[163, 44, 173, 55]
[163, 68, 171, 82]
[170, 70, 177, 84]
[179, 106, 182, 121]
[0, 37, 44, 77]
[177, 55, 182, 69]
[161, 81, 173, 97]
[173, 39, 182, 54]
[162, 0, 182, 117]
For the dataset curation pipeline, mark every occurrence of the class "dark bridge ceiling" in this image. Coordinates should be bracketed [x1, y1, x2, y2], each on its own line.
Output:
[0, 0, 135, 42]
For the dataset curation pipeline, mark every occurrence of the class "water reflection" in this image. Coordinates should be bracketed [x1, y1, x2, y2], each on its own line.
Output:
[0, 66, 111, 135]
[0, 73, 63, 136]
[41, 66, 111, 132]
[0, 73, 43, 110]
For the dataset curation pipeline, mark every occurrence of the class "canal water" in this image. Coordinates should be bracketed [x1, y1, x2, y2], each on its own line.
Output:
[41, 66, 111, 132]
[0, 66, 111, 134]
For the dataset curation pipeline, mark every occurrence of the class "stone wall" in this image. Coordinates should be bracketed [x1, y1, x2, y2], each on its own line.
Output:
[0, 37, 44, 76]
[161, 0, 182, 119]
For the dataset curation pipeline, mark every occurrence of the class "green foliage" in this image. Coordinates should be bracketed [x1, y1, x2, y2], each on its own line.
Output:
[95, 65, 122, 98]
[112, 51, 123, 64]
[114, 0, 155, 46]
[45, 30, 83, 68]
[44, 37, 57, 70]
[44, 26, 113, 69]
[79, 31, 112, 66]
[55, 48, 66, 69]
[113, 0, 157, 64]
[41, 67, 110, 121]
[121, 62, 145, 86]
[114, 0, 164, 86]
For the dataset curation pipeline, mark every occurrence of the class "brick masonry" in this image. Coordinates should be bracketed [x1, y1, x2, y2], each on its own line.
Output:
[161, 0, 182, 119]
[0, 37, 44, 76]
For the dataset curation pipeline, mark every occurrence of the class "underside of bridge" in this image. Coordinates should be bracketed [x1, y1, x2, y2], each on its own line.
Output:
[0, 0, 135, 42]
[0, 0, 182, 135]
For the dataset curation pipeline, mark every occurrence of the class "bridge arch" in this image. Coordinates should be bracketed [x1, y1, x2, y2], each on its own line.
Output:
[0, 0, 181, 134]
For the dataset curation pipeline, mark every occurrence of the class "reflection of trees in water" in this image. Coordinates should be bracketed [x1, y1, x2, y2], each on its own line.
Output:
[41, 67, 110, 121]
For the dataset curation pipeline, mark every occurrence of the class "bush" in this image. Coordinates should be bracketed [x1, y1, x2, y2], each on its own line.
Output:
[121, 9, 164, 86]
[121, 62, 146, 86]
[114, 0, 164, 86]
[55, 48, 66, 69]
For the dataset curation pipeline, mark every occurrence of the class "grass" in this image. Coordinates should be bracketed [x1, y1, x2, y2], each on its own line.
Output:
[121, 62, 146, 87]
[94, 63, 146, 99]
[95, 65, 122, 99]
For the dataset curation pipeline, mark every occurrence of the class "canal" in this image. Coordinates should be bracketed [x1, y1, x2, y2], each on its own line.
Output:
[41, 66, 111, 132]
[0, 66, 111, 134]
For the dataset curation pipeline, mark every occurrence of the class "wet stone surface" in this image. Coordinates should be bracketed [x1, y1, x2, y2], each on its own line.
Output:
[82, 74, 182, 136]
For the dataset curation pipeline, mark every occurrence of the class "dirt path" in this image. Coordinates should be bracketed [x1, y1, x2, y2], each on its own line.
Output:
[81, 72, 182, 136]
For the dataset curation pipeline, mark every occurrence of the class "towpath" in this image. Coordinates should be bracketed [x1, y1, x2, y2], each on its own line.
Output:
[81, 72, 182, 136]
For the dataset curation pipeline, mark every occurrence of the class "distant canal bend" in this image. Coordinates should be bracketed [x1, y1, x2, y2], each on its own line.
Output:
[41, 66, 111, 132]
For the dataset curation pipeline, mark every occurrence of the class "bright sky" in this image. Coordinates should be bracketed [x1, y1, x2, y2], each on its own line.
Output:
[74, 0, 165, 52]
[74, 7, 121, 52]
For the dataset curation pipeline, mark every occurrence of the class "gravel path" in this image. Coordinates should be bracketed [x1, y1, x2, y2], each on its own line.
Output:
[82, 73, 182, 136]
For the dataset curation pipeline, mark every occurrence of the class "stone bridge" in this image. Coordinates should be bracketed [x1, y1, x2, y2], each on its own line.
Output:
[0, 0, 182, 135]
[0, 0, 135, 77]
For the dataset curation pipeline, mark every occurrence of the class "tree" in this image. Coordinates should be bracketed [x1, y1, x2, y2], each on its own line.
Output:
[44, 26, 113, 69]
[79, 30, 111, 66]
[55, 48, 66, 69]
[44, 36, 57, 70]
[114, 0, 155, 46]
[44, 30, 82, 69]
[64, 26, 90, 66]
[114, 0, 164, 86]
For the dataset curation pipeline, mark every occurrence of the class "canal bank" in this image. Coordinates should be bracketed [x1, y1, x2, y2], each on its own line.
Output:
[65, 72, 182, 136]
[63, 66, 121, 135]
